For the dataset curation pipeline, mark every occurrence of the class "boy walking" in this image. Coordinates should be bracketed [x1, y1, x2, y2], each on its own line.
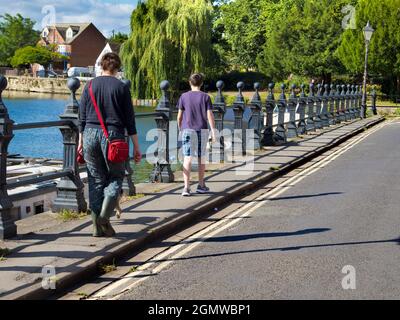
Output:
[177, 73, 216, 196]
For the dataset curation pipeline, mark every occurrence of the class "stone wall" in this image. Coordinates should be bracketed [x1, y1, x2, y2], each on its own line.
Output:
[4, 76, 88, 94]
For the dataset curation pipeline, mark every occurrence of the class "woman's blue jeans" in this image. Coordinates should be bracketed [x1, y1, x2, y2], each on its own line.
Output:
[83, 128, 126, 215]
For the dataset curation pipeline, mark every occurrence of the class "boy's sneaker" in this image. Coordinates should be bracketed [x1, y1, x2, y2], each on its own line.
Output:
[182, 188, 191, 197]
[196, 184, 210, 194]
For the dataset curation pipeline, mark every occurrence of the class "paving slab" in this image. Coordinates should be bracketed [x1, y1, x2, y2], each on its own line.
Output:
[0, 116, 384, 299]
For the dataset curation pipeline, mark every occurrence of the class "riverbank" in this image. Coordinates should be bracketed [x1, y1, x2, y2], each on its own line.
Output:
[4, 76, 88, 95]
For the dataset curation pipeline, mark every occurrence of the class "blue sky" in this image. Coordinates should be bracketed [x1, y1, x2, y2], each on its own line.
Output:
[0, 0, 139, 37]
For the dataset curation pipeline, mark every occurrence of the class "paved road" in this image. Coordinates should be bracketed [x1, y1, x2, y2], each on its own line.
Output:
[120, 120, 400, 300]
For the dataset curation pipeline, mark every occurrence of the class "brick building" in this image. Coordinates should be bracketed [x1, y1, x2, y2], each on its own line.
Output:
[38, 23, 107, 72]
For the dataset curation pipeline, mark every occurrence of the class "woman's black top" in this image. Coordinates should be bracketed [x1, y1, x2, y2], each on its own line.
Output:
[79, 76, 137, 136]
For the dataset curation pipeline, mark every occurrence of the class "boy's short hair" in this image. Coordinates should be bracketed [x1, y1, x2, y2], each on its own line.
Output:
[101, 52, 121, 73]
[189, 73, 204, 87]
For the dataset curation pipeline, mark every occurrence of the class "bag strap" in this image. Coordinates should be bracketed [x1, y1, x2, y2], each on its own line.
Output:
[89, 81, 109, 140]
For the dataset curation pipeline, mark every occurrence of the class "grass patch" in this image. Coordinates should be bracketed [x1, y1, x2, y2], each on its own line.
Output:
[269, 166, 280, 171]
[57, 209, 88, 222]
[76, 292, 89, 299]
[129, 266, 138, 273]
[99, 259, 117, 274]
[0, 248, 10, 261]
[122, 194, 145, 202]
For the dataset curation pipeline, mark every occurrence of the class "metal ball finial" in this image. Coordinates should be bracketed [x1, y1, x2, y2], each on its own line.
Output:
[160, 80, 170, 91]
[237, 82, 245, 90]
[281, 83, 286, 90]
[67, 77, 80, 93]
[268, 82, 275, 90]
[216, 80, 224, 90]
[254, 82, 261, 90]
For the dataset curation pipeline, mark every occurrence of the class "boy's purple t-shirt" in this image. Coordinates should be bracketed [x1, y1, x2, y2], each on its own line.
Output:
[177, 91, 213, 130]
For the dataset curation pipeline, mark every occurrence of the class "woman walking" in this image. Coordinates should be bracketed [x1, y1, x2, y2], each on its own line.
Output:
[78, 52, 141, 237]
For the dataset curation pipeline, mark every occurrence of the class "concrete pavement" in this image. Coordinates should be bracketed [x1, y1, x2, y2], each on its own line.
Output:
[0, 116, 384, 299]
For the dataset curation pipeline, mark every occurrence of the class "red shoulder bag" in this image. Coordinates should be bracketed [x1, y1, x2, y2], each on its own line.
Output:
[88, 81, 129, 163]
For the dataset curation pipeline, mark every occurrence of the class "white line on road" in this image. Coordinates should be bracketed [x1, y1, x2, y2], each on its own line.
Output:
[91, 121, 388, 300]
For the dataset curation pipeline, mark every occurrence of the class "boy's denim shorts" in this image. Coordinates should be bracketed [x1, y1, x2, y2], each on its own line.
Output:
[182, 129, 209, 157]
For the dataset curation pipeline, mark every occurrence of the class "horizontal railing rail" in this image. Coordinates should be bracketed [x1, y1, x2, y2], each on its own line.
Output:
[13, 120, 75, 131]
[7, 170, 72, 189]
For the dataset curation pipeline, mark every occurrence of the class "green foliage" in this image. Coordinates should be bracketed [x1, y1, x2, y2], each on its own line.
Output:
[57, 209, 87, 222]
[121, 0, 216, 98]
[109, 32, 128, 45]
[258, 0, 354, 81]
[217, 70, 271, 91]
[336, 0, 400, 93]
[214, 0, 266, 71]
[10, 45, 68, 68]
[0, 13, 39, 66]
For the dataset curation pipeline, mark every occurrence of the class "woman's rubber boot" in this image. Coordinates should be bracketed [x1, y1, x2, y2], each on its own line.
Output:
[91, 211, 104, 237]
[97, 196, 117, 237]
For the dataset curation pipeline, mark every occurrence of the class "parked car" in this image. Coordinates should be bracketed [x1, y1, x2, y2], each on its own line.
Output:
[67, 67, 91, 78]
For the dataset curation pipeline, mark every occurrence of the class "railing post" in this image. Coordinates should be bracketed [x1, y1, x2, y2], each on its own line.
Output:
[287, 84, 298, 139]
[357, 85, 363, 118]
[232, 82, 246, 157]
[249, 82, 262, 149]
[359, 85, 364, 117]
[297, 84, 307, 134]
[0, 75, 17, 239]
[306, 83, 316, 132]
[353, 85, 359, 118]
[261, 83, 276, 146]
[321, 84, 330, 127]
[335, 84, 344, 123]
[349, 84, 355, 119]
[351, 84, 357, 119]
[314, 84, 323, 129]
[371, 88, 377, 116]
[150, 80, 174, 183]
[328, 84, 336, 125]
[341, 84, 348, 121]
[275, 84, 287, 143]
[344, 84, 351, 121]
[121, 79, 135, 196]
[52, 78, 87, 214]
[210, 80, 226, 163]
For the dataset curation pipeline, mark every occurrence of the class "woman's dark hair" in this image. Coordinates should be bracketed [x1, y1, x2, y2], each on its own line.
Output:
[101, 52, 121, 73]
[189, 73, 204, 87]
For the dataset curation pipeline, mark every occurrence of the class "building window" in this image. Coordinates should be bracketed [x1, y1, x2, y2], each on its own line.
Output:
[34, 202, 45, 215]
[42, 28, 49, 38]
[66, 28, 73, 39]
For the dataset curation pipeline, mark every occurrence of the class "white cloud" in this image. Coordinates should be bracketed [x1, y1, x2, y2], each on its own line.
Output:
[0, 0, 136, 37]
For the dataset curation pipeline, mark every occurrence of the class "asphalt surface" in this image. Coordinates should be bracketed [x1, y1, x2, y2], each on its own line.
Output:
[120, 120, 400, 300]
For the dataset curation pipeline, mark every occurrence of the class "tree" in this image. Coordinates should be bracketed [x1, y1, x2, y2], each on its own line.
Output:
[109, 32, 128, 45]
[11, 45, 68, 70]
[0, 13, 39, 66]
[257, 0, 358, 82]
[121, 0, 216, 98]
[214, 0, 266, 71]
[336, 0, 400, 93]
